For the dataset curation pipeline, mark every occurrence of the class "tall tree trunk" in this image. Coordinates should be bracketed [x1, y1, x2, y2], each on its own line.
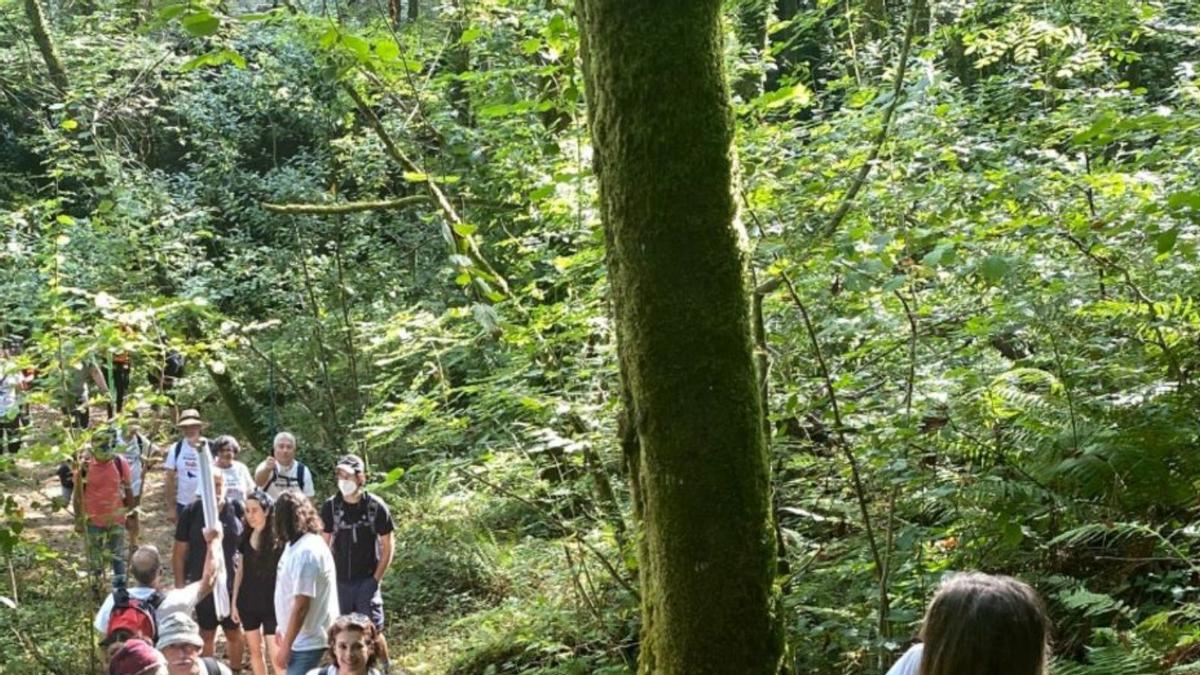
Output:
[577, 2, 781, 673]
[733, 0, 770, 101]
[24, 0, 68, 93]
[406, 0, 418, 21]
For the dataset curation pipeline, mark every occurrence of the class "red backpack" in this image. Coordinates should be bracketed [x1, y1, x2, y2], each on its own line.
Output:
[106, 588, 164, 644]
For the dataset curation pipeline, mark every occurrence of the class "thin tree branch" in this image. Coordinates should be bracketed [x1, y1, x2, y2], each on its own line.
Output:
[260, 196, 426, 214]
[779, 271, 884, 576]
[819, 0, 921, 239]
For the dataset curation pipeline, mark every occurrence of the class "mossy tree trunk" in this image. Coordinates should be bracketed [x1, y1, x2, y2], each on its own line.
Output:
[577, 2, 781, 673]
[24, 0, 68, 93]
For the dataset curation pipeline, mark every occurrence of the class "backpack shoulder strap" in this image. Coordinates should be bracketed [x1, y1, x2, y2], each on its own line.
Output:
[172, 440, 184, 462]
[113, 587, 130, 607]
[297, 462, 307, 489]
[147, 590, 165, 609]
[201, 656, 220, 675]
[366, 493, 380, 536]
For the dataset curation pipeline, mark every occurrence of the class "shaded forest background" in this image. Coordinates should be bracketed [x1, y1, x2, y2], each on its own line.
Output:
[1, 0, 1200, 672]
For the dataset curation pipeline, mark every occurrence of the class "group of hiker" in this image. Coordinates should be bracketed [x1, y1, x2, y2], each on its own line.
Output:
[76, 408, 395, 675]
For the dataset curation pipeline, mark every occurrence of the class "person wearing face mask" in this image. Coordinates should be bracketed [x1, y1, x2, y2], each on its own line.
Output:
[254, 432, 314, 500]
[75, 431, 135, 592]
[319, 455, 394, 670]
[174, 472, 245, 671]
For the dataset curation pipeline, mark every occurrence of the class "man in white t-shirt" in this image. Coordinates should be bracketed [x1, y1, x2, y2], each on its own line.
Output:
[254, 431, 315, 500]
[116, 411, 157, 549]
[164, 409, 210, 524]
[273, 491, 338, 675]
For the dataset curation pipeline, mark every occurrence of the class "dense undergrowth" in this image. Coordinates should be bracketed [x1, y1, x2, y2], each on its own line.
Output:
[2, 0, 1200, 672]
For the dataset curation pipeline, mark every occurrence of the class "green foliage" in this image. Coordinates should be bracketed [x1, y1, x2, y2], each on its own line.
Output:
[2, 0, 1200, 671]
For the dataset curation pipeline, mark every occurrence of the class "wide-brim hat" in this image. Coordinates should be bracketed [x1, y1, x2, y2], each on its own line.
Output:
[176, 409, 204, 428]
[155, 612, 204, 650]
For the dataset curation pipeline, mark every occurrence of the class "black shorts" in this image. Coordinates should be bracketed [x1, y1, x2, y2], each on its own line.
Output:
[196, 593, 240, 631]
[237, 603, 277, 635]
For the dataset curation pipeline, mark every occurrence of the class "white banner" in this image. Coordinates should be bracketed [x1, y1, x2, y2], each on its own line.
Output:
[196, 441, 230, 619]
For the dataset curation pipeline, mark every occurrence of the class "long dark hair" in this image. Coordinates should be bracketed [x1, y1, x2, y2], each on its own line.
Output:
[273, 490, 322, 544]
[245, 490, 279, 553]
[325, 614, 384, 671]
[919, 573, 1050, 675]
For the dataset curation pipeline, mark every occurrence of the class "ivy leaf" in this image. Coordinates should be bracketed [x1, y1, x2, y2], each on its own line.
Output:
[980, 255, 1010, 285]
[1156, 227, 1180, 255]
[180, 12, 220, 37]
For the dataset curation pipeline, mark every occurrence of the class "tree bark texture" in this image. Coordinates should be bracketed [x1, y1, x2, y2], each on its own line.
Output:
[24, 0, 69, 93]
[577, 2, 781, 673]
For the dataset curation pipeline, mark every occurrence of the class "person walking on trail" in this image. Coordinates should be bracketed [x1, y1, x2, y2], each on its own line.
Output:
[165, 409, 210, 524]
[305, 614, 389, 675]
[75, 434, 135, 592]
[175, 472, 245, 670]
[320, 455, 394, 668]
[105, 328, 135, 418]
[213, 436, 255, 504]
[884, 572, 1050, 675]
[61, 354, 108, 429]
[0, 343, 31, 454]
[95, 537, 221, 651]
[233, 490, 283, 675]
[273, 490, 339, 675]
[157, 612, 235, 675]
[255, 432, 314, 500]
[118, 410, 157, 549]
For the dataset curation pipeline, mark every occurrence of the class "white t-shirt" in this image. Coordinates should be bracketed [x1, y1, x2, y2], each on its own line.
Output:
[275, 533, 339, 652]
[164, 438, 208, 506]
[255, 459, 315, 499]
[93, 584, 206, 634]
[0, 371, 19, 418]
[886, 644, 923, 675]
[218, 460, 255, 503]
[116, 432, 153, 497]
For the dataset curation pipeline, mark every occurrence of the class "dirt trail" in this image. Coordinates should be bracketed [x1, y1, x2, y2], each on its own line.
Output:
[1, 407, 243, 663]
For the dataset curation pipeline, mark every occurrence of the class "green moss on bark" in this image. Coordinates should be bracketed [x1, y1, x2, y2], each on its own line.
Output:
[577, 1, 781, 672]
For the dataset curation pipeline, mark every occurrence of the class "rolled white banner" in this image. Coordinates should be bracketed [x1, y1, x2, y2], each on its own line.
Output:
[196, 441, 230, 619]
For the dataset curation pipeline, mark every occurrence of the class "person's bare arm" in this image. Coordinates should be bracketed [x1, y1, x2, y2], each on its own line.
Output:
[88, 364, 108, 392]
[374, 532, 393, 583]
[230, 551, 244, 623]
[72, 466, 84, 530]
[165, 468, 177, 523]
[253, 457, 275, 488]
[173, 540, 188, 587]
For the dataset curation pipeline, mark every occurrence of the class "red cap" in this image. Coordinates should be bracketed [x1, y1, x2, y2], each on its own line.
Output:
[108, 638, 163, 675]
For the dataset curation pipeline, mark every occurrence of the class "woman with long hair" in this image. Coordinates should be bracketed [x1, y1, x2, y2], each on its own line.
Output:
[272, 490, 339, 675]
[304, 614, 387, 675]
[886, 572, 1051, 675]
[233, 490, 282, 675]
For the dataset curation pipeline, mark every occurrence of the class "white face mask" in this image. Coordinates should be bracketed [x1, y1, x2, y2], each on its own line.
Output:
[338, 478, 359, 497]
